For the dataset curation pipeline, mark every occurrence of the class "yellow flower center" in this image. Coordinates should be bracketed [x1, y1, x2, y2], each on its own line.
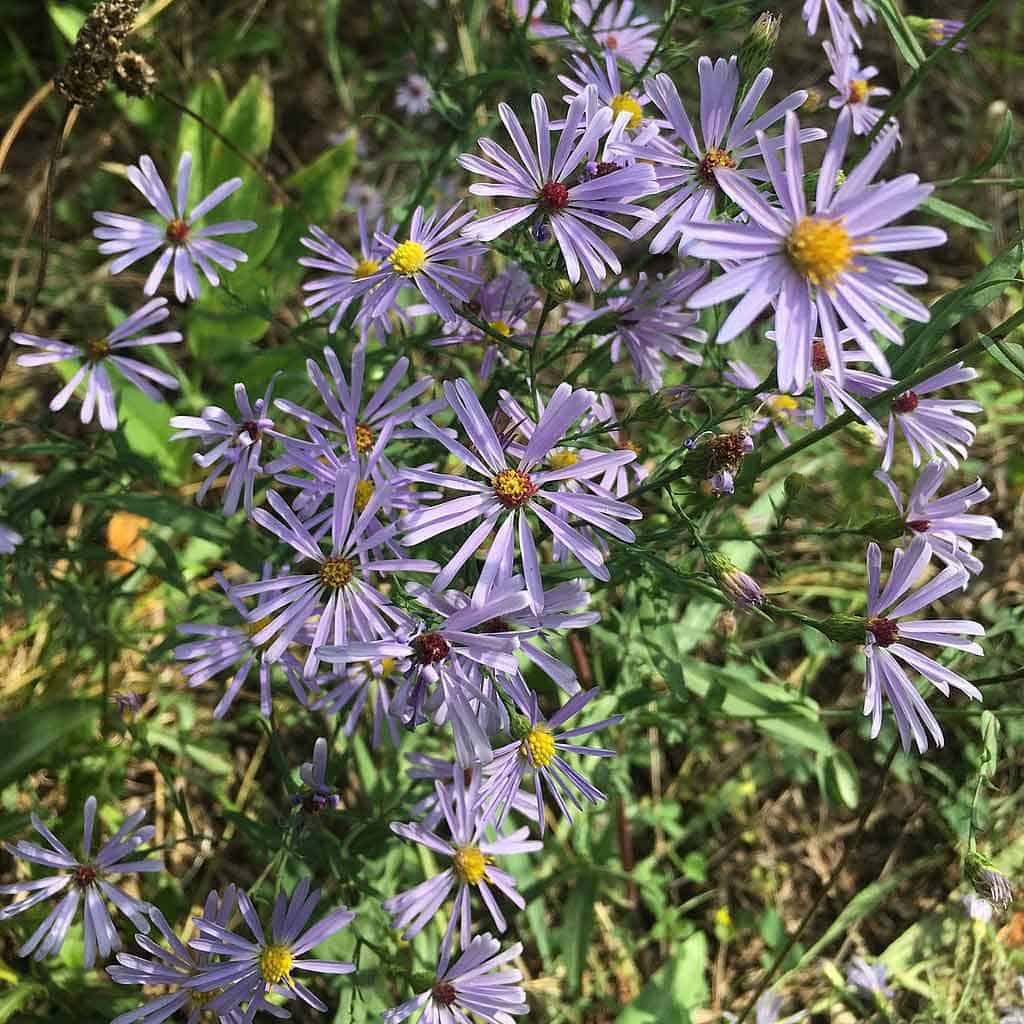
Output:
[258, 944, 293, 985]
[354, 423, 374, 454]
[848, 79, 869, 104]
[86, 338, 111, 363]
[388, 240, 428, 276]
[492, 468, 536, 509]
[189, 988, 220, 1010]
[488, 319, 513, 337]
[785, 217, 854, 287]
[520, 726, 556, 768]
[766, 395, 799, 422]
[609, 93, 643, 130]
[620, 440, 641, 456]
[320, 556, 354, 589]
[353, 257, 380, 279]
[547, 450, 579, 470]
[354, 478, 374, 512]
[698, 147, 738, 185]
[453, 845, 488, 885]
[380, 657, 397, 676]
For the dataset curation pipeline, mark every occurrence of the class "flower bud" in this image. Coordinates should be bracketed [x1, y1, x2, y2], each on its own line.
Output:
[802, 87, 826, 113]
[738, 12, 780, 83]
[907, 16, 967, 52]
[547, 276, 575, 302]
[707, 553, 765, 610]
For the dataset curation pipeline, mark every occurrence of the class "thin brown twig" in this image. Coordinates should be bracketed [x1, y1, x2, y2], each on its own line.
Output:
[0, 81, 55, 175]
[0, 102, 73, 381]
[155, 90, 293, 206]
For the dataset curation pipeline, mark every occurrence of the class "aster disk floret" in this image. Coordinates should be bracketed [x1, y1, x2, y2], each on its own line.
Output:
[187, 879, 354, 1017]
[93, 152, 257, 302]
[401, 379, 642, 612]
[0, 796, 162, 967]
[863, 537, 984, 753]
[384, 933, 527, 1024]
[458, 86, 656, 289]
[13, 298, 181, 432]
[686, 109, 946, 395]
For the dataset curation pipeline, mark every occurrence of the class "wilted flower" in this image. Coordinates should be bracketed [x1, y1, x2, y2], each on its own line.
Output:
[291, 737, 341, 814]
[845, 956, 894, 1001]
[965, 851, 1014, 912]
[707, 553, 765, 610]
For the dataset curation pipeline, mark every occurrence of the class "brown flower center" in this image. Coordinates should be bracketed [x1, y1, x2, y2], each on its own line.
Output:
[432, 981, 457, 1006]
[492, 468, 537, 509]
[539, 181, 570, 212]
[867, 616, 899, 646]
[74, 864, 98, 889]
[811, 341, 830, 372]
[166, 217, 190, 243]
[413, 632, 450, 665]
[892, 391, 919, 414]
[698, 147, 737, 185]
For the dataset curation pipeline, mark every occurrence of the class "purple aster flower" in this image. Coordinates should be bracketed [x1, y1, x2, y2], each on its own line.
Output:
[406, 754, 540, 831]
[174, 568, 282, 718]
[585, 394, 649, 498]
[510, 0, 564, 39]
[319, 581, 528, 765]
[920, 18, 968, 52]
[395, 72, 434, 116]
[382, 772, 541, 954]
[845, 956, 894, 1000]
[234, 468, 437, 676]
[686, 110, 945, 395]
[108, 887, 243, 1024]
[724, 991, 807, 1024]
[619, 60, 821, 256]
[291, 737, 341, 814]
[558, 53, 651, 135]
[572, 1, 658, 69]
[92, 153, 256, 302]
[299, 658, 406, 749]
[724, 360, 811, 447]
[482, 687, 620, 835]
[13, 298, 181, 431]
[876, 461, 1001, 575]
[430, 264, 538, 382]
[361, 204, 485, 323]
[802, 0, 874, 44]
[0, 796, 161, 967]
[170, 377, 281, 517]
[188, 879, 354, 1018]
[825, 39, 893, 136]
[567, 266, 708, 392]
[458, 88, 656, 289]
[299, 210, 401, 335]
[864, 536, 984, 752]
[384, 933, 527, 1024]
[401, 379, 641, 611]
[274, 346, 444, 465]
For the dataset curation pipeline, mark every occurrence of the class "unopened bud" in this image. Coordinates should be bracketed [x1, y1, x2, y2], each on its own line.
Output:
[818, 614, 867, 643]
[548, 277, 575, 302]
[707, 553, 765, 610]
[802, 87, 826, 113]
[907, 16, 968, 52]
[738, 12, 780, 82]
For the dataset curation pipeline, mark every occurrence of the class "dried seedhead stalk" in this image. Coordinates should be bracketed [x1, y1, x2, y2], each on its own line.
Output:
[54, 0, 143, 108]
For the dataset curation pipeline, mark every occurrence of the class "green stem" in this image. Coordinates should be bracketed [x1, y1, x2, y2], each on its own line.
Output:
[528, 295, 557, 418]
